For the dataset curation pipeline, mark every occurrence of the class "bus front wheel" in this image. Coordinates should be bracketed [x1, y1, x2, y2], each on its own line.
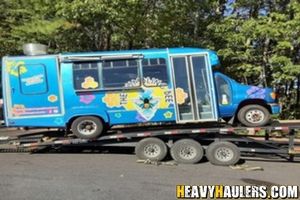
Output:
[71, 116, 104, 139]
[237, 104, 270, 127]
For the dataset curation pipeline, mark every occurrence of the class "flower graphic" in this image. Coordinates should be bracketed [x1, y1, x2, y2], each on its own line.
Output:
[48, 95, 58, 103]
[81, 76, 99, 89]
[114, 113, 122, 118]
[164, 111, 173, 119]
[175, 88, 188, 105]
[6, 61, 27, 77]
[80, 94, 95, 104]
[102, 93, 121, 108]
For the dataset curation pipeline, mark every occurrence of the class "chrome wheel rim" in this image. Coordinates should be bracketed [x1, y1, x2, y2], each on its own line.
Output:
[179, 146, 197, 160]
[215, 147, 234, 162]
[144, 144, 161, 158]
[77, 120, 97, 136]
[245, 109, 265, 124]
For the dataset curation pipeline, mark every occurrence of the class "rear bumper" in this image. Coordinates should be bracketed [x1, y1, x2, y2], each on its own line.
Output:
[268, 103, 281, 114]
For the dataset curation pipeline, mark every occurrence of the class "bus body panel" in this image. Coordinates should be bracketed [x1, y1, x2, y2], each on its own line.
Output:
[2, 47, 280, 129]
[2, 56, 65, 127]
[61, 51, 178, 126]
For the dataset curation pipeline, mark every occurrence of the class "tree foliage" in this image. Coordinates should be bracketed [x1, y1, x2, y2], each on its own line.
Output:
[0, 0, 299, 118]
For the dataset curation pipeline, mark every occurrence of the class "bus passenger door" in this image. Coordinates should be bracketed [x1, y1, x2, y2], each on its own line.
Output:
[171, 55, 218, 122]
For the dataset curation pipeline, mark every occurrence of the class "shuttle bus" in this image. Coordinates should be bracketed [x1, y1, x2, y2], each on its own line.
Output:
[2, 46, 281, 139]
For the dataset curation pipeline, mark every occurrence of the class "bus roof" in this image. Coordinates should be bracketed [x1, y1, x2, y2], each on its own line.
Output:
[5, 47, 220, 66]
[61, 47, 220, 66]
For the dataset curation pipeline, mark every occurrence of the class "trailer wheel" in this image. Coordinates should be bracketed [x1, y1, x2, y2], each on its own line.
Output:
[206, 141, 240, 166]
[237, 104, 270, 127]
[71, 116, 103, 139]
[135, 138, 167, 161]
[170, 139, 204, 164]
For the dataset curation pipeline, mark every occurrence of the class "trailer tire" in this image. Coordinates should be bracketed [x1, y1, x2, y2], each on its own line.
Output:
[170, 139, 204, 164]
[135, 138, 167, 161]
[237, 104, 270, 127]
[71, 116, 103, 139]
[206, 141, 240, 166]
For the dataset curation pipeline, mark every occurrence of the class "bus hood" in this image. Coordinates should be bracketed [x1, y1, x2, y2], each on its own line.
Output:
[234, 82, 276, 103]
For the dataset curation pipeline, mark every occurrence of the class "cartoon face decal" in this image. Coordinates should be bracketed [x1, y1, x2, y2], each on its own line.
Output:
[48, 95, 58, 103]
[81, 76, 99, 89]
[6, 61, 27, 77]
[175, 88, 188, 105]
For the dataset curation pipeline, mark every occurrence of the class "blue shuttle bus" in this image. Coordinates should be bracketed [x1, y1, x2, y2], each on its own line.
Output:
[2, 46, 281, 139]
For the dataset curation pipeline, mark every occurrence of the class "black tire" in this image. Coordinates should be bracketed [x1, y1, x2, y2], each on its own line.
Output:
[237, 104, 270, 127]
[170, 139, 204, 164]
[206, 141, 240, 166]
[135, 137, 168, 161]
[71, 116, 103, 139]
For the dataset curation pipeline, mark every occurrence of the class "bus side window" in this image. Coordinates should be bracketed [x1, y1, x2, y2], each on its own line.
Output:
[142, 58, 168, 87]
[73, 62, 100, 90]
[102, 59, 140, 88]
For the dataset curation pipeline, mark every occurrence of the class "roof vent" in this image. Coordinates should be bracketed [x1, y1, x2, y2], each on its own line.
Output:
[23, 43, 48, 56]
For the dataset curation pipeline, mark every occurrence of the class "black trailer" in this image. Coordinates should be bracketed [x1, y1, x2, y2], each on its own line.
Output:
[0, 123, 299, 166]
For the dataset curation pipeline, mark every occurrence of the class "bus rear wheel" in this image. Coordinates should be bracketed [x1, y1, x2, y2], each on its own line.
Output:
[170, 139, 204, 164]
[206, 141, 240, 166]
[237, 104, 270, 127]
[135, 138, 168, 161]
[71, 116, 104, 139]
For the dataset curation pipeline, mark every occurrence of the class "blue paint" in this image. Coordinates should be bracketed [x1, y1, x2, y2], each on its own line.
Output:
[215, 72, 280, 117]
[2, 47, 280, 128]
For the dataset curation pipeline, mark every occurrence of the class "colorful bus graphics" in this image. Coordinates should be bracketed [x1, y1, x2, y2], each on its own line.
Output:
[2, 48, 280, 138]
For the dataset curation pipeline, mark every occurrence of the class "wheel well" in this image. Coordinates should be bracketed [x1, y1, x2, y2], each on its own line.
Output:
[67, 115, 107, 130]
[236, 99, 271, 116]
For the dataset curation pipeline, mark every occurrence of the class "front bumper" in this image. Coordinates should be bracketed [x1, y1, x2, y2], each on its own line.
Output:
[268, 103, 281, 114]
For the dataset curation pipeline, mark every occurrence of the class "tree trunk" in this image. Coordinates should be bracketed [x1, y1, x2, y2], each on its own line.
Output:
[297, 75, 300, 107]
[262, 37, 270, 87]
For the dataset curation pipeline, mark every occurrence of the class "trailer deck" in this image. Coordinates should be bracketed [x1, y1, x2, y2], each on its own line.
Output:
[0, 122, 300, 165]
